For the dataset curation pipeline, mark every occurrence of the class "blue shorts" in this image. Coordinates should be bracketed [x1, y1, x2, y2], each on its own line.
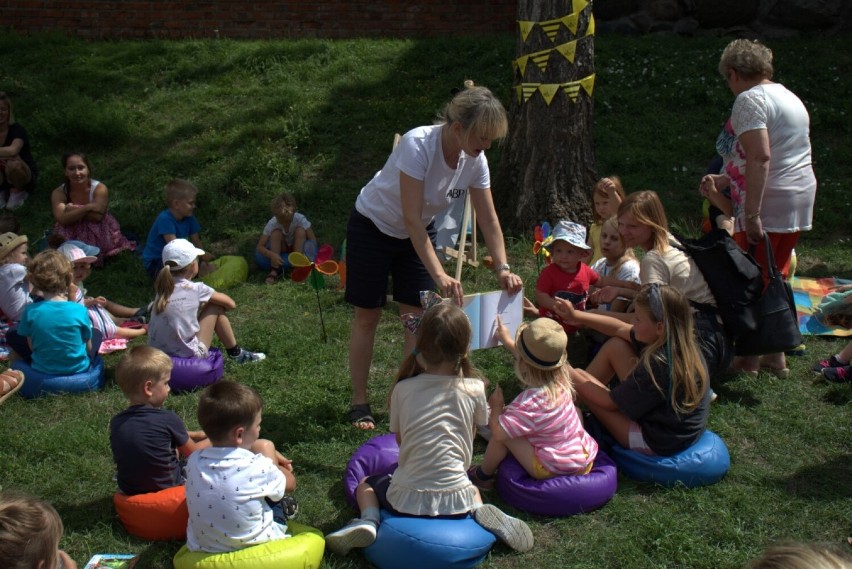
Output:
[344, 209, 436, 309]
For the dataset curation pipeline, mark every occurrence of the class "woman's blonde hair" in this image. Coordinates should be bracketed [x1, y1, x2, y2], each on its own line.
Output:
[514, 358, 574, 404]
[719, 39, 774, 81]
[0, 491, 64, 569]
[592, 176, 625, 223]
[617, 190, 670, 253]
[634, 284, 708, 415]
[27, 249, 73, 296]
[390, 303, 482, 402]
[437, 81, 508, 142]
[153, 260, 195, 315]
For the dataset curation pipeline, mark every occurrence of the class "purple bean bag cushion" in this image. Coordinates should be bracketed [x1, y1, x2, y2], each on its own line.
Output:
[342, 434, 495, 569]
[495, 450, 617, 517]
[608, 430, 730, 488]
[169, 348, 224, 393]
[343, 433, 399, 509]
[13, 356, 105, 399]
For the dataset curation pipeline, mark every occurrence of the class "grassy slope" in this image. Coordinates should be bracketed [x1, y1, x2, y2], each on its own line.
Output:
[0, 33, 849, 568]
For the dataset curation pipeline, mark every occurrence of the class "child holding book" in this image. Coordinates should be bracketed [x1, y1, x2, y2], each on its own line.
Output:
[255, 192, 318, 284]
[186, 381, 297, 553]
[467, 317, 598, 489]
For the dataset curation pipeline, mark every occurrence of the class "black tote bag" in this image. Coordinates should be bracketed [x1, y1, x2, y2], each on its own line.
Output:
[734, 234, 802, 356]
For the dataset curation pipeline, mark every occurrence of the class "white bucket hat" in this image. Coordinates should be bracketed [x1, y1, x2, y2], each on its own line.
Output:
[545, 220, 590, 250]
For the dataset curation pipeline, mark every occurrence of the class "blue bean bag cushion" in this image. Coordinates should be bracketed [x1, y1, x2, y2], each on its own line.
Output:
[173, 521, 325, 569]
[608, 430, 730, 488]
[169, 348, 224, 393]
[13, 356, 105, 399]
[200, 256, 248, 290]
[343, 434, 496, 569]
[496, 451, 617, 517]
[364, 510, 495, 569]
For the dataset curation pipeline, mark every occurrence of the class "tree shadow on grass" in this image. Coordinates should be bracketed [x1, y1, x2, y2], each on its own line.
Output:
[772, 454, 852, 501]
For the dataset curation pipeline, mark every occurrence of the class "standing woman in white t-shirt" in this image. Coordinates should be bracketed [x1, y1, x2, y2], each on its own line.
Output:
[701, 39, 817, 376]
[344, 83, 523, 430]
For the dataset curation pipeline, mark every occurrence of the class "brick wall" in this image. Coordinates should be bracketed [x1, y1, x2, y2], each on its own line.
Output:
[2, 1, 517, 40]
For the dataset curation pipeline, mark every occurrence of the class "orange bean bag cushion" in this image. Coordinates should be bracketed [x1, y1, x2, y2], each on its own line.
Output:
[114, 485, 188, 541]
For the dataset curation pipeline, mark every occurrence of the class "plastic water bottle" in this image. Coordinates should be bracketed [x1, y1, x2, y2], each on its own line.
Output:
[788, 248, 797, 279]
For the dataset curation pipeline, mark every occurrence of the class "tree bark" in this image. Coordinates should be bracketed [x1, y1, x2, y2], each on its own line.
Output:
[494, 0, 597, 233]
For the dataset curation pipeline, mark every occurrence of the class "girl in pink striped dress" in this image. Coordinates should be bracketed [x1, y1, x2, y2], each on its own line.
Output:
[468, 317, 598, 489]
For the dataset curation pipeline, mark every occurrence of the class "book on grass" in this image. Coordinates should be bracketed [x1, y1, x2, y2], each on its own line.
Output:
[462, 290, 524, 350]
[83, 554, 138, 569]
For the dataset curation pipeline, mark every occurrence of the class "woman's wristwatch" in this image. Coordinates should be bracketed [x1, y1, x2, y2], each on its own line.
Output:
[493, 263, 511, 274]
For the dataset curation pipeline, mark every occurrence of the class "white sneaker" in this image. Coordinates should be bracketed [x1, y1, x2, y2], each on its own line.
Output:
[5, 191, 28, 210]
[232, 348, 266, 364]
[474, 504, 534, 552]
[325, 519, 377, 556]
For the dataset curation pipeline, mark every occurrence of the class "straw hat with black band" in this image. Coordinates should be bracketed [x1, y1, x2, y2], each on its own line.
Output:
[515, 318, 568, 371]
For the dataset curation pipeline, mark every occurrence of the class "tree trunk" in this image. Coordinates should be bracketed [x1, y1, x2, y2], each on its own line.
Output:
[494, 0, 597, 233]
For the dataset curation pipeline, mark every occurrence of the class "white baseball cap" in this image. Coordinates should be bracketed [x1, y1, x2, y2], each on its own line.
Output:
[162, 239, 205, 270]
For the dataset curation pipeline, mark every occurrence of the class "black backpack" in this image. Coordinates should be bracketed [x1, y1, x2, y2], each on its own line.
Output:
[672, 229, 764, 337]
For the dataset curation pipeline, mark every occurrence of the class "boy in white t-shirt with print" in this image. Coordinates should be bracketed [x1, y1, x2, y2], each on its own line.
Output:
[185, 381, 297, 553]
[255, 192, 318, 284]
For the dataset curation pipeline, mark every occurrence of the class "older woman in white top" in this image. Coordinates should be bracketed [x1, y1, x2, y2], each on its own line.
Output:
[702, 39, 817, 376]
[344, 83, 522, 429]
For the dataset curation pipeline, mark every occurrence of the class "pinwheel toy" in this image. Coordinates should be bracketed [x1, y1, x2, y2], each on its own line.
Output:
[288, 244, 339, 342]
[400, 290, 444, 335]
[532, 221, 552, 275]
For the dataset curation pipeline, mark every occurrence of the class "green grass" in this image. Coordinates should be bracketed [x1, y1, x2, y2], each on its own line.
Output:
[1, 32, 850, 568]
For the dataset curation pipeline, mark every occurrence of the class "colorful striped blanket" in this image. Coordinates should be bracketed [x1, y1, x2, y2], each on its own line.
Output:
[791, 276, 852, 336]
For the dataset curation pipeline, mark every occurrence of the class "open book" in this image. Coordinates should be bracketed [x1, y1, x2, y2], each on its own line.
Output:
[83, 554, 138, 569]
[462, 290, 524, 350]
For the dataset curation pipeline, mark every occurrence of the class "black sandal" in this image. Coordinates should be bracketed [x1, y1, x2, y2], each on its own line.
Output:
[348, 403, 376, 430]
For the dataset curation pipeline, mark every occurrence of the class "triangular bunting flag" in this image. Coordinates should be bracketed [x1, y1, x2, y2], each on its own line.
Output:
[521, 83, 539, 102]
[563, 84, 581, 101]
[555, 40, 577, 64]
[539, 21, 562, 42]
[562, 13, 579, 35]
[539, 84, 560, 106]
[573, 0, 589, 14]
[515, 55, 529, 77]
[530, 50, 551, 73]
[579, 73, 595, 97]
[518, 20, 535, 42]
[587, 13, 596, 35]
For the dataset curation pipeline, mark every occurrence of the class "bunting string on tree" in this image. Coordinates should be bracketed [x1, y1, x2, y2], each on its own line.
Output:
[513, 31, 594, 76]
[513, 73, 596, 105]
[518, 0, 591, 43]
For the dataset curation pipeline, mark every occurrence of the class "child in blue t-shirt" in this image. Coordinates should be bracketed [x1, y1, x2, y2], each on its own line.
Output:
[8, 249, 101, 374]
[142, 179, 216, 279]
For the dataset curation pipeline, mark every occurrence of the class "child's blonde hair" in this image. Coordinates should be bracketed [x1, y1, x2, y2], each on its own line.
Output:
[198, 381, 264, 443]
[271, 193, 297, 220]
[747, 542, 851, 569]
[437, 81, 508, 142]
[165, 178, 198, 204]
[634, 284, 708, 415]
[592, 176, 626, 223]
[600, 216, 636, 270]
[394, 303, 482, 388]
[27, 249, 72, 295]
[514, 359, 574, 403]
[152, 260, 195, 315]
[116, 345, 174, 398]
[617, 190, 670, 253]
[0, 490, 64, 569]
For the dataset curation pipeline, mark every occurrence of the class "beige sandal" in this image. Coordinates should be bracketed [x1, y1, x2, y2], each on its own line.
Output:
[0, 369, 25, 404]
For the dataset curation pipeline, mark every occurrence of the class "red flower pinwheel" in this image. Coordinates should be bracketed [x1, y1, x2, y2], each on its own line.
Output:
[288, 244, 339, 342]
[532, 221, 552, 274]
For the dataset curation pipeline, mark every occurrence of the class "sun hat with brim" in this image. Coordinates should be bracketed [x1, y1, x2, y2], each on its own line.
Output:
[163, 239, 205, 270]
[515, 318, 568, 370]
[0, 232, 27, 261]
[544, 220, 591, 251]
[58, 243, 98, 264]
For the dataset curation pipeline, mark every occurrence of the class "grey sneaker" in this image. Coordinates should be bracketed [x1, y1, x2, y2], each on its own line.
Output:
[474, 504, 534, 552]
[325, 519, 377, 556]
[233, 348, 266, 364]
